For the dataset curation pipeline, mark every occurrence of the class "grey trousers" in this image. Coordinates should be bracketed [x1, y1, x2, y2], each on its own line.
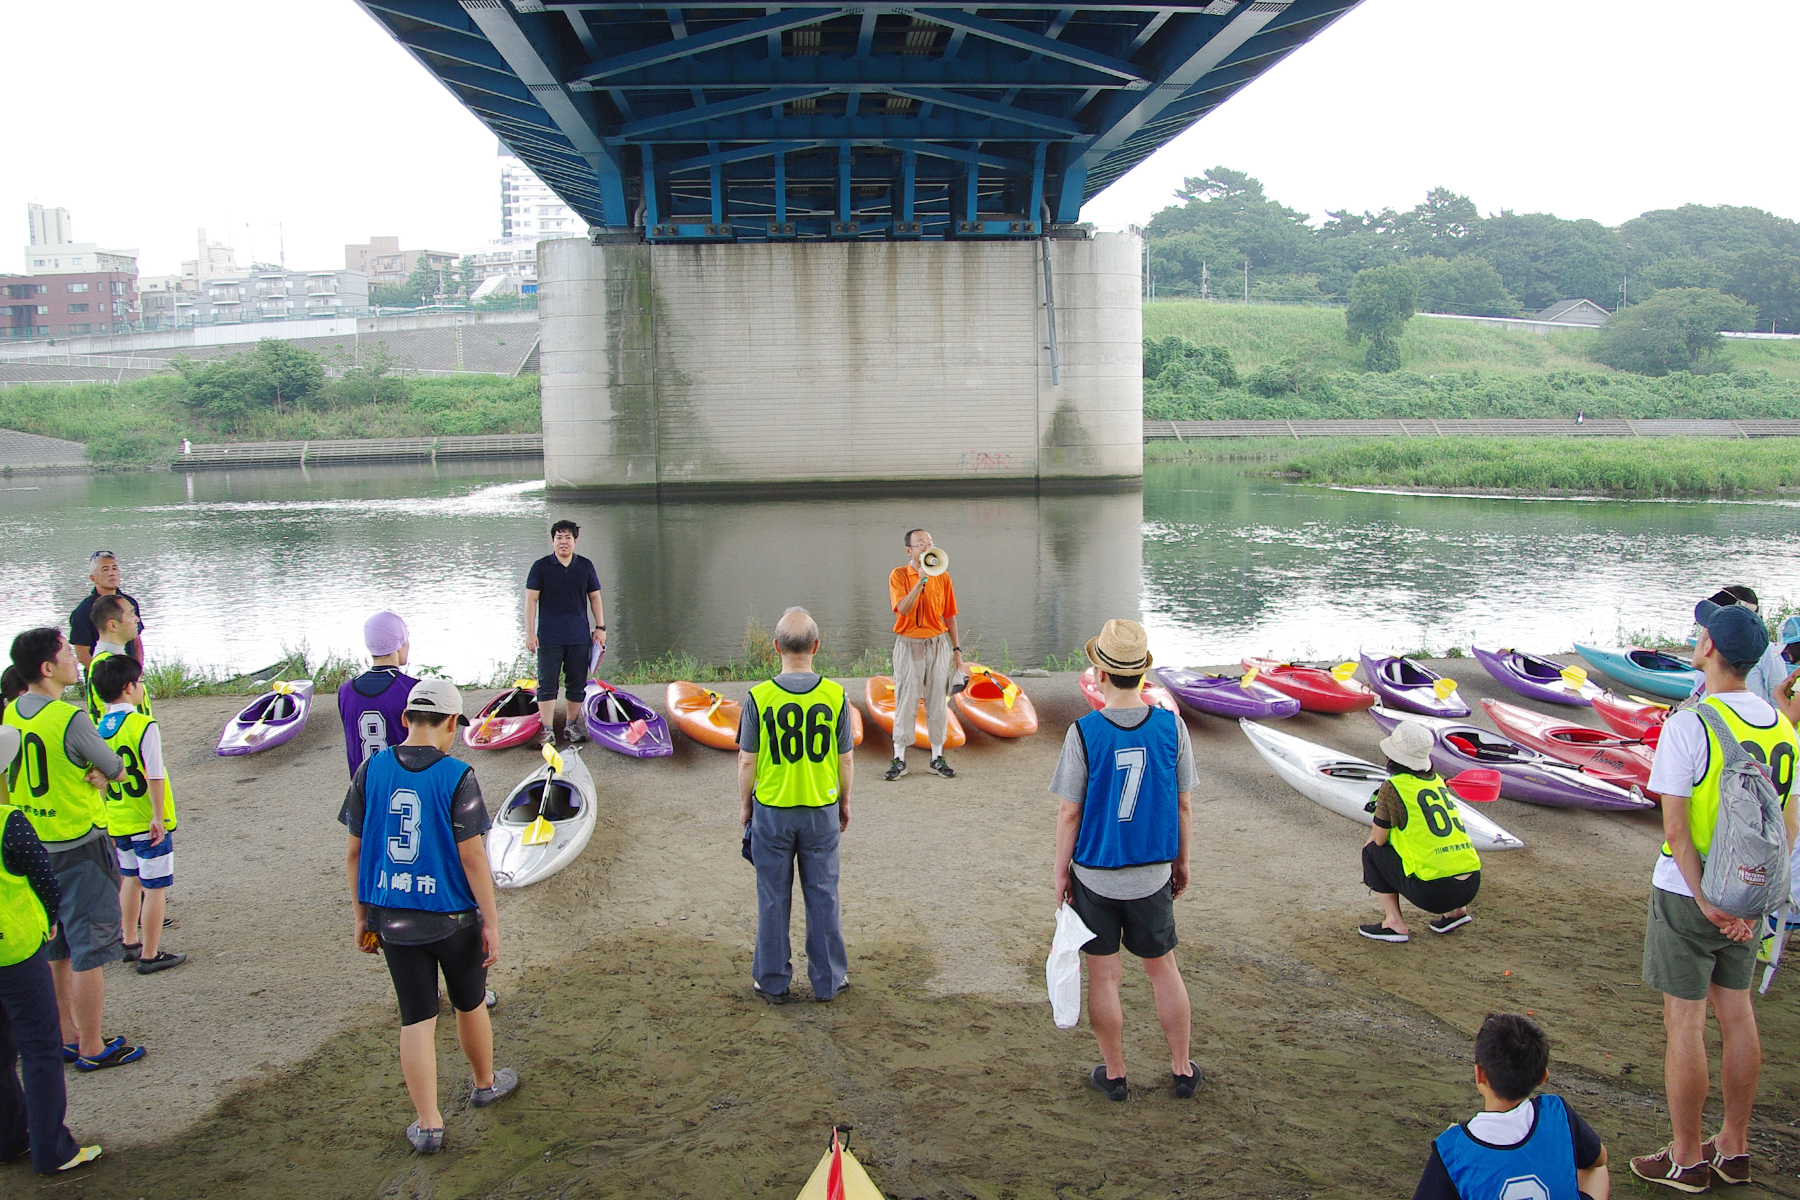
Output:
[891, 632, 952, 756]
[751, 801, 847, 999]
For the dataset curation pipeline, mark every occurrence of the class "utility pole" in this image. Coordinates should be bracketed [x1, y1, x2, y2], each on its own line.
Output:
[1243, 257, 1249, 303]
[1201, 260, 1209, 300]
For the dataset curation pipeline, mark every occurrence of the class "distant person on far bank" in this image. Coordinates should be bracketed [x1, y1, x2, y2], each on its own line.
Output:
[885, 528, 963, 781]
[338, 612, 421, 779]
[1631, 600, 1797, 1191]
[69, 552, 144, 668]
[1051, 619, 1198, 1101]
[524, 520, 605, 748]
[340, 679, 515, 1154]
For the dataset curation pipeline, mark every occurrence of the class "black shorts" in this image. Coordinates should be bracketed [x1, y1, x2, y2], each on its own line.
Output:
[383, 922, 489, 1026]
[1069, 874, 1178, 959]
[1361, 840, 1480, 915]
[537, 643, 588, 702]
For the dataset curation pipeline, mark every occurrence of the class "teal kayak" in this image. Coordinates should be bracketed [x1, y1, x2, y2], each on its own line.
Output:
[1571, 643, 1701, 700]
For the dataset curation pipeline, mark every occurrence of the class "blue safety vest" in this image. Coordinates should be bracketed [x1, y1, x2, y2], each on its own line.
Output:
[1435, 1095, 1580, 1200]
[1072, 707, 1181, 870]
[357, 749, 478, 914]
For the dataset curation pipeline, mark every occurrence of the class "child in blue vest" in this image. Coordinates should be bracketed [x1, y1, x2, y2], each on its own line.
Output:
[1413, 1013, 1610, 1200]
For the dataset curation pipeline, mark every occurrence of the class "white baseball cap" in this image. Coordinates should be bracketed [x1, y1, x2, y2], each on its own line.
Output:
[405, 678, 470, 725]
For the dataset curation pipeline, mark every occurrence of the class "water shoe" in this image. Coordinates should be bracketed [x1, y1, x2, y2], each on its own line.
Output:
[1173, 1062, 1201, 1099]
[1087, 1064, 1127, 1101]
[470, 1067, 519, 1107]
[1429, 913, 1472, 934]
[1357, 923, 1409, 943]
[405, 1122, 443, 1154]
[76, 1043, 146, 1072]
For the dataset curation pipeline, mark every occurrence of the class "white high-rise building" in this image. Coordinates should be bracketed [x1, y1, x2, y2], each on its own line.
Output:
[498, 144, 580, 243]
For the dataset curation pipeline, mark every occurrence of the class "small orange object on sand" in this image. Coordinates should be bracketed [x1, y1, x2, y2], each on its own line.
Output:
[864, 677, 965, 750]
[953, 664, 1038, 738]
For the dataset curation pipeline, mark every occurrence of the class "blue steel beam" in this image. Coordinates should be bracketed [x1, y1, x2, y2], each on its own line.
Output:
[576, 8, 847, 81]
[576, 48, 1127, 90]
[886, 87, 1083, 136]
[620, 87, 831, 136]
[903, 8, 1146, 81]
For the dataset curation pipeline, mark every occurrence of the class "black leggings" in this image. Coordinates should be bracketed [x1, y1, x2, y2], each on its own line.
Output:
[537, 643, 588, 703]
[1362, 840, 1480, 915]
[383, 924, 489, 1026]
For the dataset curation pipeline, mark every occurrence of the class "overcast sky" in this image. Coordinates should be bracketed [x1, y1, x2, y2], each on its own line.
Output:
[4, 0, 1795, 275]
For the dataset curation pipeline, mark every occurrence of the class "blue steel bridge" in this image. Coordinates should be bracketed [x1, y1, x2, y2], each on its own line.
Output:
[359, 1, 1359, 241]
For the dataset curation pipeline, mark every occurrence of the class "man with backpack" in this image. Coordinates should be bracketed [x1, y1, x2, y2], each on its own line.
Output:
[1632, 600, 1798, 1192]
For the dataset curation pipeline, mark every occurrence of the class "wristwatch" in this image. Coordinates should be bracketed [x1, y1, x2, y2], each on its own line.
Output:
[597, 624, 607, 631]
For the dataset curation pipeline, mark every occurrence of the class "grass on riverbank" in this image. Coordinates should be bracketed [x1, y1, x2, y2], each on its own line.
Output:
[1279, 436, 1800, 496]
[0, 373, 540, 466]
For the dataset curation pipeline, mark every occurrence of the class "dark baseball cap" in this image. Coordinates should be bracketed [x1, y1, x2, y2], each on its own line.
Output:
[1694, 599, 1769, 670]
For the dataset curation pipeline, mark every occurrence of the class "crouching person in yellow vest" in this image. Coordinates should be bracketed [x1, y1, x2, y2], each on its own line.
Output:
[1358, 720, 1481, 944]
[0, 723, 103, 1174]
[737, 608, 854, 1004]
[90, 655, 184, 976]
[2, 628, 140, 1073]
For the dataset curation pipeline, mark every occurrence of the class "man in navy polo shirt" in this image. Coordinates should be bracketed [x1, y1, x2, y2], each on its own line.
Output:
[69, 553, 144, 668]
[523, 520, 605, 747]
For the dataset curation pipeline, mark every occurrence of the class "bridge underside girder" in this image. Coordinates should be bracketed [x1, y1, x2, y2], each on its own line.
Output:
[360, 0, 1361, 241]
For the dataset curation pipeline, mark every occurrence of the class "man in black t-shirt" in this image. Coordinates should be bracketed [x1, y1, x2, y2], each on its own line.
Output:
[523, 520, 605, 747]
[69, 553, 144, 667]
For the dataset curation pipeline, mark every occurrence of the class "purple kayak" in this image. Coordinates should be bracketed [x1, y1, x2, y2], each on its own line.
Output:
[1156, 668, 1299, 720]
[1367, 705, 1653, 812]
[217, 680, 314, 756]
[582, 679, 673, 758]
[1471, 645, 1603, 707]
[1360, 654, 1471, 719]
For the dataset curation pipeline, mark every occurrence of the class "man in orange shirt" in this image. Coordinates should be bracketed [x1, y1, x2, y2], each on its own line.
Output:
[885, 529, 964, 781]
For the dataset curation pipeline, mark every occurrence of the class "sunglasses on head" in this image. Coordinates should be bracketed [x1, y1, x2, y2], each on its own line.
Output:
[89, 550, 116, 562]
[1707, 588, 1757, 613]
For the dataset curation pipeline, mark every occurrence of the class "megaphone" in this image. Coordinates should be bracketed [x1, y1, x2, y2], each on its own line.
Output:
[920, 546, 950, 576]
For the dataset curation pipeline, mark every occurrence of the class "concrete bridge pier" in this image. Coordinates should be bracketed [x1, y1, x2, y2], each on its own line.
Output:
[537, 232, 1142, 497]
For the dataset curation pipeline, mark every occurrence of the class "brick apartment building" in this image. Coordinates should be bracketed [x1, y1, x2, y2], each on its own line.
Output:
[1, 269, 138, 340]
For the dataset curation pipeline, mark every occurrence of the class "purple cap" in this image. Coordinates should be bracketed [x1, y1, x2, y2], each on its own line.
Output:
[363, 611, 409, 657]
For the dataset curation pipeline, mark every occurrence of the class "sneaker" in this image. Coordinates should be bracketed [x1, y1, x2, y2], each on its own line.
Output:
[405, 1122, 444, 1154]
[1702, 1138, 1751, 1185]
[883, 758, 908, 781]
[76, 1043, 146, 1072]
[564, 724, 587, 744]
[1429, 912, 1472, 935]
[470, 1067, 519, 1107]
[121, 942, 141, 963]
[927, 756, 956, 778]
[1631, 1144, 1712, 1193]
[534, 729, 556, 749]
[1357, 923, 1409, 943]
[1173, 1061, 1202, 1099]
[1087, 1064, 1127, 1102]
[63, 1035, 125, 1064]
[58, 1145, 102, 1172]
[135, 951, 187, 975]
[753, 983, 794, 1005]
[485, 988, 498, 1009]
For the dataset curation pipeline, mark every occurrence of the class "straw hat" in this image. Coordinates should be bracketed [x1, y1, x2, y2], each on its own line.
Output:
[1085, 619, 1152, 675]
[1379, 720, 1435, 773]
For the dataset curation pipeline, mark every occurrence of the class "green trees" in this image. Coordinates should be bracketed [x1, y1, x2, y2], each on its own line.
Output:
[1593, 288, 1757, 375]
[1345, 265, 1418, 372]
[1728, 249, 1800, 333]
[172, 339, 413, 427]
[1413, 256, 1520, 317]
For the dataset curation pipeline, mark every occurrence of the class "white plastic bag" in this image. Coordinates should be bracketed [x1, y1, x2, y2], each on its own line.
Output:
[1046, 902, 1095, 1029]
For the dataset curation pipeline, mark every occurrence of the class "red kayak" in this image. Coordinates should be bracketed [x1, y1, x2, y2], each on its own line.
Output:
[1240, 657, 1375, 714]
[1480, 699, 1657, 794]
[1078, 667, 1180, 715]
[1592, 692, 1671, 744]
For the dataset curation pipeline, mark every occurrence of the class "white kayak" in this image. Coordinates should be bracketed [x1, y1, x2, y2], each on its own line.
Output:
[488, 745, 597, 889]
[1239, 719, 1525, 852]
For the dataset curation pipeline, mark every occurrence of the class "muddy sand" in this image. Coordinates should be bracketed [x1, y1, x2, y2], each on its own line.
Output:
[12, 662, 1800, 1199]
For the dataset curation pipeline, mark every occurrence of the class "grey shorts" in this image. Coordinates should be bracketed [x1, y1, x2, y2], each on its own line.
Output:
[1643, 886, 1756, 1001]
[45, 832, 125, 972]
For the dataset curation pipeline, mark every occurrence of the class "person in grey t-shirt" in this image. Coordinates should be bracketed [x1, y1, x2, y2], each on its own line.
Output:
[1051, 619, 1197, 1102]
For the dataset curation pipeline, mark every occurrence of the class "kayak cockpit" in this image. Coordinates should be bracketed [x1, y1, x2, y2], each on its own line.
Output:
[504, 780, 583, 823]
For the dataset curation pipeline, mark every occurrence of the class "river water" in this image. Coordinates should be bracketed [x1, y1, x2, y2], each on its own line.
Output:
[2, 460, 1796, 681]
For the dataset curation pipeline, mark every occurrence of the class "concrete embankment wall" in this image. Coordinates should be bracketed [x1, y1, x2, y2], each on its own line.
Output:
[537, 233, 1142, 496]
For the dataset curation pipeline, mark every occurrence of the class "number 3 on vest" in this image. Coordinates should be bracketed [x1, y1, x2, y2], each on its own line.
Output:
[388, 790, 422, 864]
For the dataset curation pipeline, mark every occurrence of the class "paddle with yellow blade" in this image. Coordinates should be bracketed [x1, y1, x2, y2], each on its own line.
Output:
[1241, 666, 1260, 688]
[244, 680, 293, 745]
[1558, 665, 1589, 693]
[967, 665, 1023, 711]
[1329, 662, 1359, 683]
[704, 690, 725, 725]
[1628, 694, 1672, 710]
[475, 678, 536, 743]
[521, 742, 564, 847]
[1433, 677, 1460, 700]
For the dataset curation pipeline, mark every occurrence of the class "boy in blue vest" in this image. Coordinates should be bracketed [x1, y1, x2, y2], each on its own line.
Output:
[340, 678, 516, 1154]
[1414, 1013, 1610, 1200]
[1050, 620, 1197, 1102]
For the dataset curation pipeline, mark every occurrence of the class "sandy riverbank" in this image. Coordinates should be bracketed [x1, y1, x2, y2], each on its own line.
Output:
[12, 662, 1800, 1198]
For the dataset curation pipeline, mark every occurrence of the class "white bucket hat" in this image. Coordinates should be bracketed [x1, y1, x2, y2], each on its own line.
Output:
[1379, 720, 1436, 773]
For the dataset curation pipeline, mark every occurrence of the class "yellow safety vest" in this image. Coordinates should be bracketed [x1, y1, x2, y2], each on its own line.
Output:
[85, 649, 151, 727]
[750, 677, 845, 808]
[1387, 770, 1482, 881]
[1664, 696, 1798, 859]
[2, 699, 106, 842]
[0, 814, 50, 968]
[100, 710, 177, 837]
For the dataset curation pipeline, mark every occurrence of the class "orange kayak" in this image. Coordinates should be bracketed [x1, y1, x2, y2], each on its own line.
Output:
[864, 676, 966, 750]
[666, 681, 742, 750]
[1078, 666, 1181, 715]
[953, 663, 1038, 738]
